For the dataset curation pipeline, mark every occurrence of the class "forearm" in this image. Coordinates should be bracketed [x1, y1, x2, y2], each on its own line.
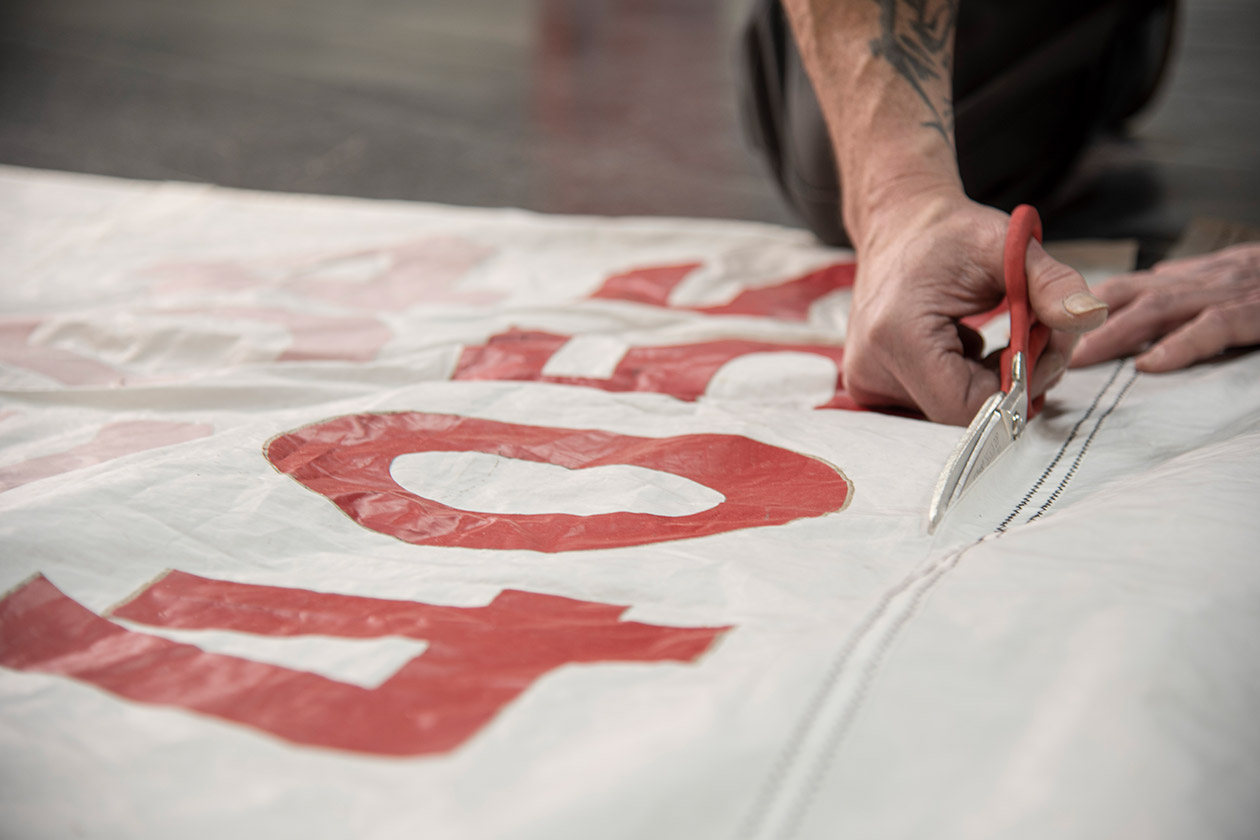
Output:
[781, 0, 962, 247]
[780, 1, 1105, 425]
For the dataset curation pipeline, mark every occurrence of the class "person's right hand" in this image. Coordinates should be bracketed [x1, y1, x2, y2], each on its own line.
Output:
[843, 192, 1110, 425]
[1071, 243, 1260, 372]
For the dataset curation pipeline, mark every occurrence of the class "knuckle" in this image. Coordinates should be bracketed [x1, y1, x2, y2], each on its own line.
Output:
[1215, 302, 1258, 342]
[863, 310, 904, 349]
[1196, 305, 1231, 336]
[1200, 305, 1228, 327]
[841, 339, 877, 387]
[841, 356, 888, 406]
[1036, 262, 1085, 294]
[1189, 307, 1231, 352]
[1222, 268, 1249, 291]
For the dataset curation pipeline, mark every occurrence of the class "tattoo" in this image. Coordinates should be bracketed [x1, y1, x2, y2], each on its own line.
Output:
[869, 0, 958, 147]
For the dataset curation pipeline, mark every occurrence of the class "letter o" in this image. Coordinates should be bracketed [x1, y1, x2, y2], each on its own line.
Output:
[266, 412, 851, 552]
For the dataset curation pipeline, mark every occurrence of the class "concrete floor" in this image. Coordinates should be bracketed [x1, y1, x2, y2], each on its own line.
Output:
[1, 0, 1257, 252]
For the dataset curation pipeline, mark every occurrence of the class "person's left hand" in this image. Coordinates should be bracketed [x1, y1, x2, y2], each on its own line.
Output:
[1071, 243, 1260, 371]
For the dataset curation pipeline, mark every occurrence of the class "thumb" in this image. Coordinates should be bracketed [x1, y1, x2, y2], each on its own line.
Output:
[1024, 239, 1108, 333]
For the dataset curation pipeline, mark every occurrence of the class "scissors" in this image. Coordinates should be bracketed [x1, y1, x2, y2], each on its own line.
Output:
[927, 204, 1052, 532]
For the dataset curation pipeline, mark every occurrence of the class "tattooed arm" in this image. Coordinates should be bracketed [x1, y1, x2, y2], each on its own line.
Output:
[782, 0, 1109, 424]
[869, 0, 957, 144]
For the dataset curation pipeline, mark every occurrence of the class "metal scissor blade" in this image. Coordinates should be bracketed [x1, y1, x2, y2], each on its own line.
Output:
[927, 385, 1023, 532]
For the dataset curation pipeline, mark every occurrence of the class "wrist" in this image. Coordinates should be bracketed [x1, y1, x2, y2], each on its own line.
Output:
[836, 126, 964, 249]
[846, 176, 967, 255]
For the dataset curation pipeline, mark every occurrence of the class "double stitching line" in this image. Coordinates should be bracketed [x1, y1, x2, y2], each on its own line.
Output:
[772, 547, 968, 840]
[996, 361, 1126, 531]
[740, 360, 1137, 840]
[1025, 366, 1138, 522]
[735, 551, 956, 840]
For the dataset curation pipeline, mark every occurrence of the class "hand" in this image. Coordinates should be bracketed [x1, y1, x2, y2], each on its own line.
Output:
[1071, 243, 1260, 372]
[843, 193, 1110, 425]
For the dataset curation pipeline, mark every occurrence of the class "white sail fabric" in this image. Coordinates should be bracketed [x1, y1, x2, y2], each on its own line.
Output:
[1, 166, 1256, 840]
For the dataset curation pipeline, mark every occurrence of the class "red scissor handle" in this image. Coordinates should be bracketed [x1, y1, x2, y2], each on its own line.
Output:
[1000, 204, 1052, 417]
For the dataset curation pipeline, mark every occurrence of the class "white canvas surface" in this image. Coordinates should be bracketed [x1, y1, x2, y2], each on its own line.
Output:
[1, 166, 1257, 840]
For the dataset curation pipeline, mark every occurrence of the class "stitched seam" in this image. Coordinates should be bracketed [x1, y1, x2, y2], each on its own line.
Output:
[784, 363, 1138, 837]
[995, 360, 1125, 531]
[745, 361, 1138, 840]
[776, 547, 967, 840]
[734, 563, 934, 840]
[1026, 365, 1139, 523]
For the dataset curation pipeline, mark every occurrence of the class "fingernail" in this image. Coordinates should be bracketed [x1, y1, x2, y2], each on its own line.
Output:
[1064, 292, 1108, 317]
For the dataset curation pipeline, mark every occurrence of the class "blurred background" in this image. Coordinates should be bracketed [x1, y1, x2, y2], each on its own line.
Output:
[1, 0, 1257, 254]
